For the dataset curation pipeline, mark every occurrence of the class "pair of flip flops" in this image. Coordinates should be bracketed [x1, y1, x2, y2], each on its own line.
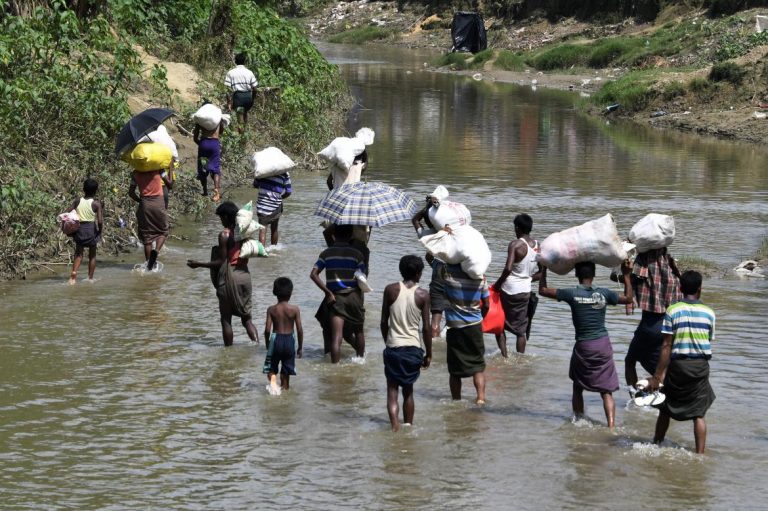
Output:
[630, 379, 666, 407]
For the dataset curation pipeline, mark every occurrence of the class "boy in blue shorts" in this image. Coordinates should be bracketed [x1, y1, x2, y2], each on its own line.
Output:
[264, 277, 303, 395]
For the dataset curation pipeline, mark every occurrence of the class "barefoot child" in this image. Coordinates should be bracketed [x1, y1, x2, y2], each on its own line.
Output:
[194, 119, 223, 202]
[263, 277, 303, 394]
[69, 178, 103, 284]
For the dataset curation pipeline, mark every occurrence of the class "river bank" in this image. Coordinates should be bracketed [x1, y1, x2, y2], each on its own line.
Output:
[306, 1, 768, 146]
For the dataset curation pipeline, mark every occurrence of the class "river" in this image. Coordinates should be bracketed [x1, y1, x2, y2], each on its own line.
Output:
[1, 43, 767, 509]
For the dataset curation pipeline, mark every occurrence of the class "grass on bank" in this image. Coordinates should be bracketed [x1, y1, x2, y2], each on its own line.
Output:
[675, 256, 721, 277]
[328, 25, 394, 44]
[494, 50, 527, 71]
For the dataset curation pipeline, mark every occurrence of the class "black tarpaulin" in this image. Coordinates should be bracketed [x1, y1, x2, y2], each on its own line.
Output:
[450, 12, 487, 54]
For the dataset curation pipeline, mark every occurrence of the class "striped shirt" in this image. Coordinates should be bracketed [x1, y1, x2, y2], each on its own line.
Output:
[314, 244, 366, 293]
[224, 65, 258, 92]
[254, 173, 292, 215]
[662, 299, 715, 359]
[442, 264, 489, 328]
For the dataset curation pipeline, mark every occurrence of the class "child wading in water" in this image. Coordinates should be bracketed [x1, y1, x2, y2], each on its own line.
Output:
[264, 277, 303, 395]
[69, 178, 103, 284]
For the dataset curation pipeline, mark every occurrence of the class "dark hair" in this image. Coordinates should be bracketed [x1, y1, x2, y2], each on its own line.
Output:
[353, 150, 368, 165]
[215, 201, 239, 226]
[574, 261, 595, 280]
[83, 178, 98, 196]
[235, 52, 246, 65]
[513, 214, 533, 234]
[334, 224, 353, 240]
[680, 270, 703, 295]
[399, 255, 424, 281]
[273, 277, 293, 299]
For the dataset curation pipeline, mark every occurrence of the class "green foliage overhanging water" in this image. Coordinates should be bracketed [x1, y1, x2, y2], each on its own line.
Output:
[0, 0, 350, 279]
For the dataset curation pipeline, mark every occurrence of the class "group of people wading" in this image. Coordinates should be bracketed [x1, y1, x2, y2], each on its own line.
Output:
[65, 52, 715, 453]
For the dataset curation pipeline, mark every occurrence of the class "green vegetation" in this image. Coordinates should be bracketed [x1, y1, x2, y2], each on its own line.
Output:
[675, 256, 721, 276]
[591, 71, 657, 112]
[709, 61, 746, 84]
[529, 44, 584, 71]
[662, 80, 686, 100]
[493, 50, 527, 71]
[328, 26, 394, 44]
[433, 52, 472, 69]
[587, 38, 643, 68]
[0, 1, 349, 278]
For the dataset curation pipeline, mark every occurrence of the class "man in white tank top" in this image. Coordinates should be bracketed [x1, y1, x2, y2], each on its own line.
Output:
[380, 255, 433, 432]
[491, 214, 541, 355]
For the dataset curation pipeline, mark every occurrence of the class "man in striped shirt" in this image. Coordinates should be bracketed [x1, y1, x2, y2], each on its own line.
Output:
[253, 172, 292, 247]
[310, 225, 367, 363]
[224, 53, 258, 131]
[648, 270, 716, 454]
[442, 263, 490, 404]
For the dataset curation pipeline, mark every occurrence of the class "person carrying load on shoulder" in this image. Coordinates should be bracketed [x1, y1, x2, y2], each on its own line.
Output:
[491, 213, 541, 357]
[538, 260, 633, 429]
[411, 192, 446, 339]
[194, 120, 223, 203]
[68, 178, 103, 284]
[225, 52, 258, 133]
[128, 161, 173, 271]
[254, 171, 292, 248]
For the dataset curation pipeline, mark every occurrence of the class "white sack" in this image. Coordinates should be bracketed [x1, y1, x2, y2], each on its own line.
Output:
[429, 185, 449, 201]
[355, 127, 375, 146]
[192, 103, 223, 131]
[251, 147, 295, 179]
[428, 201, 472, 229]
[239, 239, 268, 258]
[235, 219, 263, 242]
[628, 214, 675, 253]
[235, 201, 254, 235]
[317, 136, 366, 171]
[537, 214, 627, 275]
[420, 225, 491, 279]
[138, 125, 178, 159]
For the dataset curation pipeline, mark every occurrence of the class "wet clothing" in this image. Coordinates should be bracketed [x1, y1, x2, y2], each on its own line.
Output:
[446, 324, 486, 378]
[663, 299, 715, 359]
[556, 285, 619, 341]
[626, 311, 665, 374]
[197, 138, 221, 178]
[569, 335, 620, 393]
[386, 283, 423, 349]
[75, 198, 96, 222]
[442, 264, 489, 328]
[314, 243, 366, 293]
[429, 259, 448, 313]
[263, 333, 297, 376]
[73, 221, 100, 248]
[383, 346, 424, 386]
[659, 358, 715, 420]
[330, 288, 365, 326]
[632, 248, 681, 314]
[254, 172, 292, 223]
[212, 229, 251, 317]
[136, 195, 168, 245]
[500, 291, 530, 336]
[500, 239, 538, 295]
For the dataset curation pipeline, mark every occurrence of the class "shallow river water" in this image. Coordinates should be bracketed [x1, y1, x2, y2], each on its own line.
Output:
[2, 43, 768, 509]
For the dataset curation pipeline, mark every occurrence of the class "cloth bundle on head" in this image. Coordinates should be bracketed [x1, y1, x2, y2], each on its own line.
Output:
[537, 214, 627, 275]
[138, 125, 178, 159]
[251, 147, 295, 179]
[121, 142, 173, 172]
[317, 127, 375, 171]
[192, 103, 230, 131]
[628, 214, 675, 253]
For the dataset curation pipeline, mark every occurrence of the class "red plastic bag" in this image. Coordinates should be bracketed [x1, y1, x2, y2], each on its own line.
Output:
[482, 287, 505, 335]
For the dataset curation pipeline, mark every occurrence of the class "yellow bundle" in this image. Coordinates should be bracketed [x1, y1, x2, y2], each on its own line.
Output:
[121, 142, 173, 172]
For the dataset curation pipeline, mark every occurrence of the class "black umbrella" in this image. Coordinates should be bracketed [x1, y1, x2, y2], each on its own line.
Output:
[114, 108, 175, 155]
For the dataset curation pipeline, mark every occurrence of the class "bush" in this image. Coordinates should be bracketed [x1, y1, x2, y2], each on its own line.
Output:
[688, 76, 712, 93]
[592, 73, 656, 112]
[709, 61, 747, 83]
[662, 80, 686, 100]
[328, 26, 393, 44]
[588, 38, 642, 68]
[530, 44, 585, 70]
[434, 52, 472, 69]
[494, 50, 527, 71]
[469, 48, 494, 68]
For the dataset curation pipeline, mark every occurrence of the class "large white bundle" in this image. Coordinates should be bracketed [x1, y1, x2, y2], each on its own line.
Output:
[428, 201, 472, 229]
[192, 103, 230, 131]
[251, 147, 295, 179]
[138, 125, 178, 159]
[628, 214, 675, 253]
[420, 225, 491, 279]
[355, 127, 375, 146]
[429, 185, 449, 201]
[236, 201, 254, 234]
[537, 214, 627, 275]
[317, 136, 366, 171]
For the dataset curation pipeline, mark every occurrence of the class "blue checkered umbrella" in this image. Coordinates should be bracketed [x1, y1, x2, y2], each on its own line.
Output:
[315, 181, 418, 227]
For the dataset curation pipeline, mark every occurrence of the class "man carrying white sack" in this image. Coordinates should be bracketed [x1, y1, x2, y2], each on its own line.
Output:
[254, 172, 292, 247]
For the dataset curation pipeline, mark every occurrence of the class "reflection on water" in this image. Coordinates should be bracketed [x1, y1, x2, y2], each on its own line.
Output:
[1, 43, 767, 509]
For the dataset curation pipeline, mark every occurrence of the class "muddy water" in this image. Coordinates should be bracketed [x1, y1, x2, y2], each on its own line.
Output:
[1, 43, 767, 509]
